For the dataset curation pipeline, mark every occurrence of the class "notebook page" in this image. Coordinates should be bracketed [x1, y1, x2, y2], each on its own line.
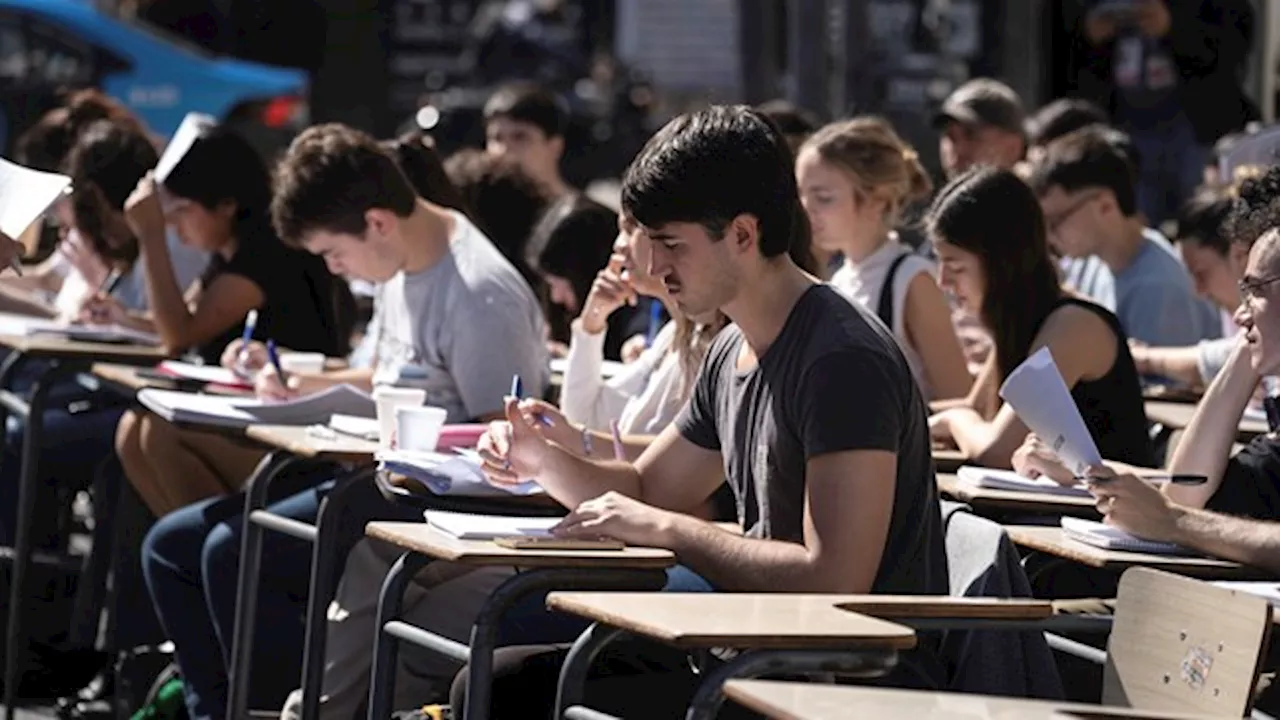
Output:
[1000, 347, 1103, 476]
[423, 509, 560, 539]
[1060, 517, 1186, 555]
[155, 113, 217, 182]
[956, 465, 1092, 497]
[237, 385, 375, 425]
[0, 158, 71, 239]
[136, 388, 257, 428]
[379, 449, 542, 497]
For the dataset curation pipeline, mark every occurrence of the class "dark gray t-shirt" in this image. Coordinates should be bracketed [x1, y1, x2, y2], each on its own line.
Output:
[676, 285, 947, 596]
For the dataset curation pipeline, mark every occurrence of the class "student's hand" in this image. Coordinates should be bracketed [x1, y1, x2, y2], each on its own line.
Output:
[927, 410, 958, 446]
[620, 334, 647, 364]
[0, 231, 22, 274]
[477, 397, 551, 485]
[58, 228, 109, 290]
[578, 254, 636, 336]
[1012, 434, 1078, 486]
[1135, 0, 1171, 38]
[552, 491, 676, 547]
[546, 340, 570, 359]
[221, 339, 268, 375]
[123, 173, 166, 245]
[77, 293, 126, 326]
[255, 365, 300, 402]
[1090, 472, 1185, 543]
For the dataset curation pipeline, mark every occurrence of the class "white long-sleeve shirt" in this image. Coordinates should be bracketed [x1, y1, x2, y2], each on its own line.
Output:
[559, 319, 688, 436]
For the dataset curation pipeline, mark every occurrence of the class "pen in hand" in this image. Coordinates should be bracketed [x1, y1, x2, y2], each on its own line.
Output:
[1079, 473, 1207, 486]
[266, 339, 289, 390]
[234, 309, 259, 375]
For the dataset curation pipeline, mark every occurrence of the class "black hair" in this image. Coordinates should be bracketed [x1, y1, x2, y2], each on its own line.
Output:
[444, 148, 551, 287]
[754, 99, 820, 141]
[482, 82, 569, 139]
[162, 126, 273, 243]
[1175, 186, 1234, 256]
[928, 167, 1062, 384]
[1025, 98, 1109, 148]
[1028, 125, 1138, 217]
[380, 131, 471, 214]
[528, 194, 619, 307]
[621, 105, 802, 259]
[16, 88, 146, 172]
[1226, 165, 1280, 246]
[65, 119, 158, 262]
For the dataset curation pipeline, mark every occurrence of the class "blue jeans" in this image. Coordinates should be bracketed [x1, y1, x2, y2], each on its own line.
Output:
[141, 472, 419, 720]
[1128, 114, 1208, 227]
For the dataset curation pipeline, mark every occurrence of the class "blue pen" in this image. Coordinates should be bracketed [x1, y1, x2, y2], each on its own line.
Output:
[508, 373, 553, 426]
[645, 301, 662, 348]
[266, 339, 288, 384]
[240, 309, 258, 346]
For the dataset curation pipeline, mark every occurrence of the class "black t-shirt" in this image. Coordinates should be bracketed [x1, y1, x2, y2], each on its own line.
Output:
[1208, 435, 1280, 521]
[675, 284, 947, 597]
[195, 232, 350, 365]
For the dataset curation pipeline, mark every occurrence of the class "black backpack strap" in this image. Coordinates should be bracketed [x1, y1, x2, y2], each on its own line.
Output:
[876, 252, 912, 329]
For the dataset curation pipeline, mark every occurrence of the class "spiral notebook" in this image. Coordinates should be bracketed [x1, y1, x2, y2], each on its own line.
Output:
[1060, 517, 1189, 555]
[956, 466, 1091, 497]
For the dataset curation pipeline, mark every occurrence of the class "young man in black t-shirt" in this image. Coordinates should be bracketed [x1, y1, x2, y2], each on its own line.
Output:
[474, 112, 946, 711]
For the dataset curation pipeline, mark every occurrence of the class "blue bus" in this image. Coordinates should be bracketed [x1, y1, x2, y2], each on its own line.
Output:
[0, 0, 308, 154]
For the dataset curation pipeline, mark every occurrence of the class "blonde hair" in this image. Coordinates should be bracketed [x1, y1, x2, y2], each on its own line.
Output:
[800, 116, 933, 228]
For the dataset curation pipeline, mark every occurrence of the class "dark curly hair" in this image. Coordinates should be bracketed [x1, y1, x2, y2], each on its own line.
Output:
[1226, 165, 1280, 246]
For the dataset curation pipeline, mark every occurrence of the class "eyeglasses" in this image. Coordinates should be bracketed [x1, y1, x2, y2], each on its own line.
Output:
[1044, 191, 1102, 236]
[1239, 274, 1280, 301]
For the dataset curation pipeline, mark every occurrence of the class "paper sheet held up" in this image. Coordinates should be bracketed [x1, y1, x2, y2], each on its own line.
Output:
[999, 346, 1102, 476]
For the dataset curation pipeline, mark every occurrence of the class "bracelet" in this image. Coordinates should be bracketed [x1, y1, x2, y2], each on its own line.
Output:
[579, 424, 595, 456]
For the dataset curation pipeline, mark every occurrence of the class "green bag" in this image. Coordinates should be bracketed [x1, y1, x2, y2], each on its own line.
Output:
[128, 663, 186, 720]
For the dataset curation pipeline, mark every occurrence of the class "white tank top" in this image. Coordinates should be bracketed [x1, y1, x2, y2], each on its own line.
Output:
[829, 240, 936, 398]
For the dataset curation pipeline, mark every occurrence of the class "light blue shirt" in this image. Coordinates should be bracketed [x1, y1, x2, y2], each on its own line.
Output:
[1061, 255, 1116, 311]
[1113, 229, 1221, 346]
[113, 229, 210, 311]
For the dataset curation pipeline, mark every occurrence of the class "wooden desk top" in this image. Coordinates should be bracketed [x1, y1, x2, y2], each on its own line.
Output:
[936, 473, 1100, 518]
[244, 425, 378, 462]
[91, 362, 156, 392]
[365, 521, 675, 569]
[932, 448, 966, 474]
[0, 334, 167, 365]
[723, 680, 1232, 720]
[1006, 526, 1259, 579]
[1145, 400, 1268, 439]
[545, 592, 917, 650]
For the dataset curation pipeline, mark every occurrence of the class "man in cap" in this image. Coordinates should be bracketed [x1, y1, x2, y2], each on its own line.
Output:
[934, 78, 1028, 178]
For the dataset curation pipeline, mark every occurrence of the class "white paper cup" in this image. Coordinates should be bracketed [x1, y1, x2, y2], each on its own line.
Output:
[280, 352, 326, 375]
[395, 405, 448, 452]
[373, 386, 426, 449]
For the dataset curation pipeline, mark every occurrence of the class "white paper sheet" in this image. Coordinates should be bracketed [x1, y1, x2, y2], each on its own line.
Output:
[999, 347, 1102, 476]
[158, 361, 247, 387]
[0, 311, 160, 345]
[329, 414, 380, 440]
[154, 112, 217, 183]
[423, 509, 560, 539]
[0, 157, 70, 240]
[137, 384, 375, 429]
[1060, 517, 1187, 555]
[1212, 581, 1280, 605]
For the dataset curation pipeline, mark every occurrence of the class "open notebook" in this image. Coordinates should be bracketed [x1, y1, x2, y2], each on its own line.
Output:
[1060, 517, 1189, 555]
[956, 465, 1091, 498]
[136, 385, 374, 429]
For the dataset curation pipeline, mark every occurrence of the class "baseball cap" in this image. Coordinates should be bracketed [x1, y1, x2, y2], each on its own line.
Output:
[933, 78, 1026, 136]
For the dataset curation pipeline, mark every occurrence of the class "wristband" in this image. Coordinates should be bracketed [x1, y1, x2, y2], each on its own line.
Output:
[580, 424, 595, 456]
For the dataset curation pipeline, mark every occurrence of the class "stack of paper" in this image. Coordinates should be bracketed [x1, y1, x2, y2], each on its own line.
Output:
[1060, 517, 1188, 555]
[0, 312, 160, 346]
[956, 466, 1091, 498]
[156, 361, 251, 389]
[136, 384, 375, 429]
[329, 414, 379, 440]
[424, 509, 560, 540]
[378, 448, 542, 497]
